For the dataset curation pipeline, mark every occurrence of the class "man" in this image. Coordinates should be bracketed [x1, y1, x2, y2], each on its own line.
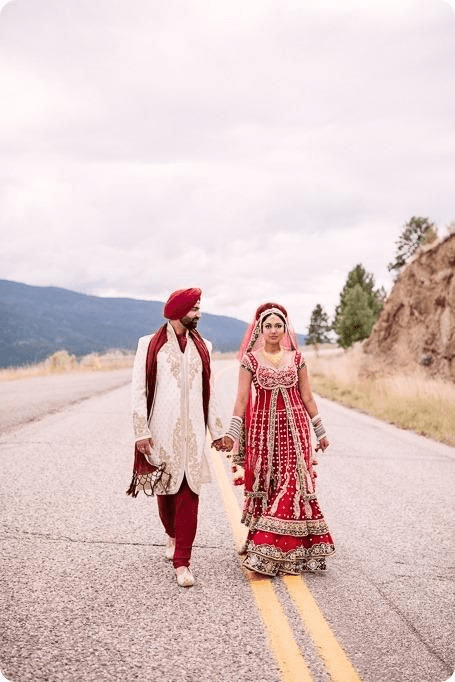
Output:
[127, 287, 225, 587]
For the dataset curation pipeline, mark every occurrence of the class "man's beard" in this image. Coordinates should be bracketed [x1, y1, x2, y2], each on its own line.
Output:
[181, 316, 198, 330]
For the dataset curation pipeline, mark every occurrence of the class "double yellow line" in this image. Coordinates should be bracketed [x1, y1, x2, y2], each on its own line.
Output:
[211, 441, 362, 682]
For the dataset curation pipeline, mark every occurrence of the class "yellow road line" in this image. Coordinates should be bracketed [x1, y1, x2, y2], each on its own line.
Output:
[282, 575, 363, 682]
[211, 448, 313, 682]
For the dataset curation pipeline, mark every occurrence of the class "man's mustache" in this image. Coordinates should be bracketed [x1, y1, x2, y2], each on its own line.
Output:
[182, 318, 198, 329]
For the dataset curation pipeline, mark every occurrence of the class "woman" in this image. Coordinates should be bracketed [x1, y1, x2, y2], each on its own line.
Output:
[223, 302, 335, 576]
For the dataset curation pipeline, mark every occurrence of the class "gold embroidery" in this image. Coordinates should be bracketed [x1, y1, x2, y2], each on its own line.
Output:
[187, 344, 201, 389]
[172, 417, 183, 455]
[186, 418, 199, 487]
[243, 542, 333, 576]
[133, 412, 149, 436]
[150, 446, 174, 494]
[249, 540, 334, 561]
[256, 365, 297, 390]
[269, 471, 290, 516]
[254, 515, 329, 537]
[164, 343, 182, 387]
[281, 388, 312, 503]
[265, 387, 279, 493]
[240, 354, 254, 373]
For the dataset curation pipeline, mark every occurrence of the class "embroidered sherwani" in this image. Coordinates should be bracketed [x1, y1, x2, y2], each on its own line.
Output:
[132, 323, 224, 495]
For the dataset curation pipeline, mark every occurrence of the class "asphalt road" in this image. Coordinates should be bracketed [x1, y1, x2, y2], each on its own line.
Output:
[0, 361, 454, 682]
[0, 369, 132, 433]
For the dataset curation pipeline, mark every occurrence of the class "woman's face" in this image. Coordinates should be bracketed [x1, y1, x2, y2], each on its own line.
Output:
[262, 314, 286, 345]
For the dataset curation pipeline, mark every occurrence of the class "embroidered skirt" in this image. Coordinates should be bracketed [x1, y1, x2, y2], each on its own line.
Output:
[242, 403, 335, 576]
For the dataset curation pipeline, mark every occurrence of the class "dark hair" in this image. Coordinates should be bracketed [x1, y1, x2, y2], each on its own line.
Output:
[261, 310, 287, 331]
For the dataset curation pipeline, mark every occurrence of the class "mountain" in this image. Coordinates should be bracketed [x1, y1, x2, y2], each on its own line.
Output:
[0, 280, 307, 368]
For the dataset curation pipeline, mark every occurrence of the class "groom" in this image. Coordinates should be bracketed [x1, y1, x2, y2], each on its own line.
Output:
[128, 287, 225, 587]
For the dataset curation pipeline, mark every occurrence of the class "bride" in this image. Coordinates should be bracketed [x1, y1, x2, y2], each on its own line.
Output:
[222, 302, 335, 576]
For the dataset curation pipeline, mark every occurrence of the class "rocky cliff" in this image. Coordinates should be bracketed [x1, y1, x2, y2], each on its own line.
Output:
[363, 233, 455, 381]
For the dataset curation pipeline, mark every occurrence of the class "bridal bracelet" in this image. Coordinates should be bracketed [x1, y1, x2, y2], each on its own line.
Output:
[225, 416, 243, 441]
[311, 414, 327, 440]
[226, 414, 325, 442]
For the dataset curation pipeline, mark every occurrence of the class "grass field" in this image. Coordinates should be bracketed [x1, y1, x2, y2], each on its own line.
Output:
[304, 344, 455, 447]
[0, 350, 135, 381]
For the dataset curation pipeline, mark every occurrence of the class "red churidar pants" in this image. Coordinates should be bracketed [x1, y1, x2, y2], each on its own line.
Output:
[156, 476, 199, 569]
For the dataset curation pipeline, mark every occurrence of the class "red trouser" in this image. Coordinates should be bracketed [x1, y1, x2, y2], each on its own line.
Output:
[156, 476, 199, 569]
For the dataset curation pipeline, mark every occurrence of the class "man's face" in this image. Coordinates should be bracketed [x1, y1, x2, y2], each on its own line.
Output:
[181, 301, 201, 330]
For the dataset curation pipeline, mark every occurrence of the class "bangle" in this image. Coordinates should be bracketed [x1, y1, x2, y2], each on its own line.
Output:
[225, 416, 243, 441]
[311, 414, 327, 440]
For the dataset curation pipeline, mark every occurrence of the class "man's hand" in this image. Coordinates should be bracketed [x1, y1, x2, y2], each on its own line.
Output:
[222, 436, 234, 452]
[212, 436, 235, 452]
[136, 438, 153, 457]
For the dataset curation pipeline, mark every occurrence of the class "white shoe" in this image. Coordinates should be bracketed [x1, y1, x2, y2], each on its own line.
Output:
[175, 566, 195, 587]
[165, 536, 175, 561]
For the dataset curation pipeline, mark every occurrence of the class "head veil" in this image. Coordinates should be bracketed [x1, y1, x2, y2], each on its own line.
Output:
[238, 302, 298, 360]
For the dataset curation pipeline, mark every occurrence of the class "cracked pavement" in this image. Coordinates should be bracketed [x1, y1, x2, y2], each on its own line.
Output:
[0, 363, 454, 682]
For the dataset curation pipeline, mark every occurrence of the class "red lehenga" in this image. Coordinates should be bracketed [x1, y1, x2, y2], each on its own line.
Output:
[238, 350, 335, 576]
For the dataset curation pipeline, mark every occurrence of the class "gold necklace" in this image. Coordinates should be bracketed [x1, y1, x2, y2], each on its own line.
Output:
[263, 348, 284, 367]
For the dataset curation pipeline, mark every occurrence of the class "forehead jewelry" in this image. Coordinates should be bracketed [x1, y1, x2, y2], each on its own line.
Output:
[259, 308, 287, 323]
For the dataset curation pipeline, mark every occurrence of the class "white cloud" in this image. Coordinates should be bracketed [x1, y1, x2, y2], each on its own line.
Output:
[1, 0, 454, 332]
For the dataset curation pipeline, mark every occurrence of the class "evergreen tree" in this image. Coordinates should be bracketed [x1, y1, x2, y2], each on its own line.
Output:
[336, 285, 377, 349]
[333, 263, 384, 343]
[388, 216, 438, 274]
[307, 304, 331, 345]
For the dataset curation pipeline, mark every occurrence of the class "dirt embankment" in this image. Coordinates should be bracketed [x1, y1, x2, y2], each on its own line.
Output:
[363, 233, 455, 381]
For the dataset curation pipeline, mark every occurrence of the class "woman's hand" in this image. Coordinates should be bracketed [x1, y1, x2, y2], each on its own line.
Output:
[315, 436, 329, 453]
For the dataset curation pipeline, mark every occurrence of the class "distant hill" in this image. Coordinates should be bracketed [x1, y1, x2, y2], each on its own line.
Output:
[0, 280, 307, 368]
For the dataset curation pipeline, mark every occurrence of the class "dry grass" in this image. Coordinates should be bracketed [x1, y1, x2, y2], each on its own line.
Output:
[1, 348, 236, 382]
[0, 350, 134, 381]
[305, 343, 455, 447]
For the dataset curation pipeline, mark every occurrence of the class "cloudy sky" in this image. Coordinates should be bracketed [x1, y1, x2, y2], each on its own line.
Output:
[1, 0, 454, 332]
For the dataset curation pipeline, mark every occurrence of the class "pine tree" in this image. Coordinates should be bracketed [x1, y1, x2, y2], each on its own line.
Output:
[337, 285, 377, 349]
[388, 216, 438, 274]
[307, 304, 331, 345]
[333, 263, 384, 344]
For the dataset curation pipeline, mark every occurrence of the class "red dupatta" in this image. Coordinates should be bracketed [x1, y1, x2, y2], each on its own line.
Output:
[126, 323, 211, 497]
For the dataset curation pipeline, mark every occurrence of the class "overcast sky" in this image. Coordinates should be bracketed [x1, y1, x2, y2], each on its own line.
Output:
[1, 0, 454, 332]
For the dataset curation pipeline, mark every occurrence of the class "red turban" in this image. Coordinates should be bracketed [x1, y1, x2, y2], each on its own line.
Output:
[163, 288, 201, 320]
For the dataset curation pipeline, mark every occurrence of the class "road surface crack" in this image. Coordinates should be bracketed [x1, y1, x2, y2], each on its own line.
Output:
[0, 526, 221, 549]
[370, 579, 452, 672]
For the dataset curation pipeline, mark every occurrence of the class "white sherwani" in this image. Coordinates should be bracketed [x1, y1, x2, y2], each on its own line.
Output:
[131, 323, 224, 494]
